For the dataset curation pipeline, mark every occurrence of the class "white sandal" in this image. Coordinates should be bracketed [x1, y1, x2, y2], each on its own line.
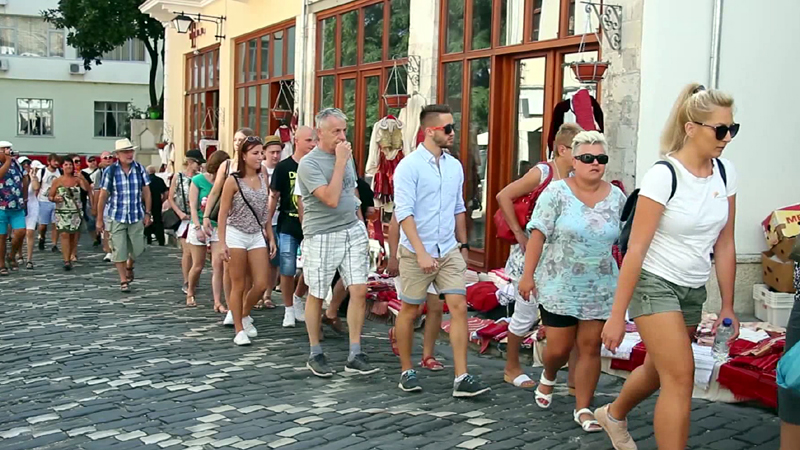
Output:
[534, 372, 556, 409]
[573, 408, 602, 433]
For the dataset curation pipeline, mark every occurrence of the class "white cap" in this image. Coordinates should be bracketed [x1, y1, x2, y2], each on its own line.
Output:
[17, 156, 31, 165]
[0, 141, 12, 148]
[31, 160, 45, 170]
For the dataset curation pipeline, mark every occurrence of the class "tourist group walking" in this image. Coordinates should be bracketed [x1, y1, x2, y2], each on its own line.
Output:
[2, 82, 798, 450]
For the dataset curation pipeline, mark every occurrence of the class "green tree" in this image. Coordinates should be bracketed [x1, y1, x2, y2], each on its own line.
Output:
[42, 0, 165, 115]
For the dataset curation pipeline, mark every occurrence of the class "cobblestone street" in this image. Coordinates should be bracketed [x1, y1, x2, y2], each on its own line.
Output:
[0, 242, 782, 450]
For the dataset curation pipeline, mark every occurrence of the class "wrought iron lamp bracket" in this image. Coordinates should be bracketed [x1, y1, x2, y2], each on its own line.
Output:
[407, 55, 421, 94]
[581, 2, 622, 51]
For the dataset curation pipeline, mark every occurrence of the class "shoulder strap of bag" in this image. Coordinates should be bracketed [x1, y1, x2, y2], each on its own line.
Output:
[231, 174, 265, 232]
[715, 158, 728, 187]
[179, 173, 187, 208]
[654, 160, 677, 202]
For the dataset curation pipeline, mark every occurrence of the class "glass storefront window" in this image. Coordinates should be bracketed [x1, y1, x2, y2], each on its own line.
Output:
[342, 78, 357, 143]
[259, 85, 270, 139]
[446, 0, 465, 53]
[363, 3, 384, 63]
[443, 61, 464, 157]
[320, 75, 335, 109]
[514, 57, 546, 180]
[260, 35, 270, 79]
[341, 11, 358, 67]
[320, 17, 336, 70]
[466, 58, 490, 250]
[286, 27, 296, 74]
[471, 0, 492, 50]
[389, 0, 410, 59]
[532, 0, 560, 41]
[248, 39, 258, 81]
[273, 31, 284, 77]
[499, 0, 524, 46]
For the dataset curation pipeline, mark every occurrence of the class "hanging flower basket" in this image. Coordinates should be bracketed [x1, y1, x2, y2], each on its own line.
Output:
[570, 61, 610, 84]
[200, 129, 215, 139]
[155, 142, 167, 150]
[383, 94, 409, 109]
[272, 109, 291, 121]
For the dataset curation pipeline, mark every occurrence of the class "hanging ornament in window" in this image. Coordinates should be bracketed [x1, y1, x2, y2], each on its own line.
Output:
[272, 80, 295, 122]
[383, 61, 409, 109]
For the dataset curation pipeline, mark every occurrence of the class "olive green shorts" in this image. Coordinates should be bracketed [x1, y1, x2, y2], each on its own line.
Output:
[108, 220, 146, 263]
[628, 270, 706, 327]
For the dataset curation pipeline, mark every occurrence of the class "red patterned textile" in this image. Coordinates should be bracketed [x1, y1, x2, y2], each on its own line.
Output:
[373, 151, 404, 203]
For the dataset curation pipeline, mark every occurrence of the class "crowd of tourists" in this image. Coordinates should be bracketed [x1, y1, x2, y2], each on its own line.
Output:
[1, 82, 797, 450]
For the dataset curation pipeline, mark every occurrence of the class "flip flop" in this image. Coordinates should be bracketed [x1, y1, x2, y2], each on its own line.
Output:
[504, 373, 536, 389]
[0, 267, 8, 276]
[25, 261, 34, 270]
[253, 300, 265, 310]
[186, 296, 197, 307]
[262, 299, 276, 309]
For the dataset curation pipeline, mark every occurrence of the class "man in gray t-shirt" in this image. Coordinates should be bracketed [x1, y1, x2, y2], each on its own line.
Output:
[297, 148, 360, 236]
[296, 108, 376, 379]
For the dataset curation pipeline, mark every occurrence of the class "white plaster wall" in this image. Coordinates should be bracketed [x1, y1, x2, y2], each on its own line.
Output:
[637, 0, 800, 316]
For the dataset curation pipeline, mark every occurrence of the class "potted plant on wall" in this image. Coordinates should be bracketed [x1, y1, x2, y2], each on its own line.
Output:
[564, 4, 611, 84]
[271, 80, 294, 122]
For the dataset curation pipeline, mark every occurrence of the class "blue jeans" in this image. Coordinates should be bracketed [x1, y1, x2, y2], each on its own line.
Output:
[278, 232, 301, 276]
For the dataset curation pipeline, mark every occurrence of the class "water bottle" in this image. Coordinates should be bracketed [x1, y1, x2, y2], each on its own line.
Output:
[713, 318, 734, 361]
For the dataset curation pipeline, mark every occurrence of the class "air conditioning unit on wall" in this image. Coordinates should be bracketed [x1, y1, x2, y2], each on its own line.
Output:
[0, 0, 8, 6]
[0, 59, 9, 72]
[69, 63, 86, 75]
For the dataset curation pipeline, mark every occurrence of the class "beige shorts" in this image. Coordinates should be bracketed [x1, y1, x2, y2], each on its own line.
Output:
[398, 246, 466, 305]
[108, 220, 145, 263]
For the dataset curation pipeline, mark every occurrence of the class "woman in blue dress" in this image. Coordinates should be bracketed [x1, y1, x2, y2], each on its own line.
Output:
[518, 131, 626, 432]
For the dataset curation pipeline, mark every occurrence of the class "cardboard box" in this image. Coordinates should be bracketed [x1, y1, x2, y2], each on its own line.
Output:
[762, 204, 800, 247]
[772, 236, 800, 263]
[761, 251, 796, 293]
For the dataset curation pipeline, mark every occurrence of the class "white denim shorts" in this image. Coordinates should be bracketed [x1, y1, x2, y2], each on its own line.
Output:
[187, 225, 219, 246]
[226, 225, 266, 251]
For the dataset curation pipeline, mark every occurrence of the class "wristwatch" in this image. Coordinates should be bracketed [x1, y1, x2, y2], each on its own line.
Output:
[458, 242, 470, 251]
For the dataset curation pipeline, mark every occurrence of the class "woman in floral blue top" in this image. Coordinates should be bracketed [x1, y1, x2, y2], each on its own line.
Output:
[518, 131, 626, 433]
[0, 144, 28, 275]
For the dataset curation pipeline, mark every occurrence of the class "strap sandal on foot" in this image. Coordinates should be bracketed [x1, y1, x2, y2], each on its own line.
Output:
[504, 373, 536, 389]
[186, 296, 197, 307]
[573, 408, 602, 433]
[25, 261, 34, 270]
[534, 372, 556, 409]
[126, 266, 135, 282]
[120, 282, 131, 293]
[0, 267, 8, 276]
[419, 356, 445, 371]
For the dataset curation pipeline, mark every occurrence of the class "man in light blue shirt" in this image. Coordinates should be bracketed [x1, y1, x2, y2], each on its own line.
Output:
[393, 104, 490, 398]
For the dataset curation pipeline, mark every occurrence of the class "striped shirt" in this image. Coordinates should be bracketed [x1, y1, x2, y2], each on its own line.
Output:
[101, 161, 150, 224]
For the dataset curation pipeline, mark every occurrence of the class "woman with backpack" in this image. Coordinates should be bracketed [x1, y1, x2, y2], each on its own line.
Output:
[496, 123, 582, 390]
[518, 131, 626, 432]
[217, 137, 272, 346]
[169, 149, 204, 293]
[596, 84, 740, 450]
[187, 151, 230, 311]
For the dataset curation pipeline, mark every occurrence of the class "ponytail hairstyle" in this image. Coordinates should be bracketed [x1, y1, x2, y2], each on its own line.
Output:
[660, 83, 734, 157]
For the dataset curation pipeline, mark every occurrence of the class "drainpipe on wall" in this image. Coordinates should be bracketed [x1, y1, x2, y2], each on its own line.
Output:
[300, 0, 310, 124]
[709, 0, 723, 89]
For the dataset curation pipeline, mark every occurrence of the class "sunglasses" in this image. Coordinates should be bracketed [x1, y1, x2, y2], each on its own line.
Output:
[72, 159, 81, 164]
[693, 122, 740, 140]
[244, 136, 263, 144]
[102, 156, 113, 160]
[574, 154, 609, 165]
[429, 123, 456, 134]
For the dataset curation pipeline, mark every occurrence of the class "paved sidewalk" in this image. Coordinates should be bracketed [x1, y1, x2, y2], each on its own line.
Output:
[0, 242, 781, 450]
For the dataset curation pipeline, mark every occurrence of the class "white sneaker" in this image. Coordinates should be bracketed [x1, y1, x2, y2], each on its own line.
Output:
[283, 307, 296, 328]
[233, 331, 251, 346]
[293, 296, 306, 322]
[103, 253, 112, 262]
[223, 310, 234, 326]
[243, 315, 253, 326]
[244, 322, 257, 338]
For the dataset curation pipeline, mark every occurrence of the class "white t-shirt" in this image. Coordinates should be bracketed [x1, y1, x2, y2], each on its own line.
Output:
[37, 167, 61, 202]
[639, 156, 737, 288]
[265, 166, 279, 226]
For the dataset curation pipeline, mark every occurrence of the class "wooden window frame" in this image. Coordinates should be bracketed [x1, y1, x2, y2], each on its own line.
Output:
[439, 0, 602, 269]
[185, 43, 221, 151]
[313, 0, 410, 174]
[233, 18, 296, 137]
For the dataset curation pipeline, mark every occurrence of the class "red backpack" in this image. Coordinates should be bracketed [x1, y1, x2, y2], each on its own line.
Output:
[493, 162, 555, 243]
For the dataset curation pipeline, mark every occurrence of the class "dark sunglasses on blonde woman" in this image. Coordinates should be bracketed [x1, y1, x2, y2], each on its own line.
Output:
[575, 154, 609, 165]
[692, 122, 740, 141]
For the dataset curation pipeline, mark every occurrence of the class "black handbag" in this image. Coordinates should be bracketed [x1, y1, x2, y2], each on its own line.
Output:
[207, 161, 229, 222]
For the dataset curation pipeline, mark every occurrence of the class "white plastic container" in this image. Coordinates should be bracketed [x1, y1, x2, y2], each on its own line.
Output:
[753, 284, 795, 328]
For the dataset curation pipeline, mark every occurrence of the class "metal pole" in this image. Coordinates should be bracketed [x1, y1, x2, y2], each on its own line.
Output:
[709, 0, 723, 89]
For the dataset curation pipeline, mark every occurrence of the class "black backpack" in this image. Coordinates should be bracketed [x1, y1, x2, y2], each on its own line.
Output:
[617, 158, 727, 256]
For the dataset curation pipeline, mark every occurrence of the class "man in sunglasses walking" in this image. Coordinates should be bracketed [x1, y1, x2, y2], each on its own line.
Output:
[94, 152, 114, 261]
[392, 104, 490, 397]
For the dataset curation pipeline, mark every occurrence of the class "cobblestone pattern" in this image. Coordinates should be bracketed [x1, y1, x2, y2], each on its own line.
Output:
[0, 242, 781, 449]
